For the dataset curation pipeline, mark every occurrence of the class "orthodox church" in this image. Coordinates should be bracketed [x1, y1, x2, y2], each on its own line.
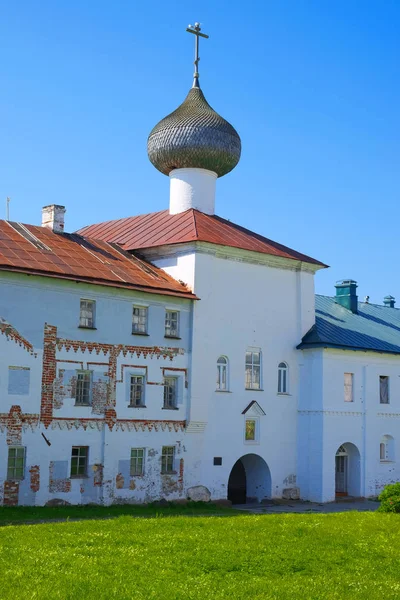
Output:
[0, 24, 399, 507]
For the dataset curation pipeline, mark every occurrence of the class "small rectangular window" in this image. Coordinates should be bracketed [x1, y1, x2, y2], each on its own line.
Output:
[8, 366, 30, 395]
[70, 446, 88, 477]
[165, 310, 179, 338]
[278, 363, 288, 394]
[163, 377, 177, 409]
[380, 376, 389, 404]
[245, 419, 256, 441]
[380, 443, 386, 461]
[129, 375, 145, 407]
[344, 373, 353, 402]
[245, 351, 261, 390]
[217, 357, 228, 391]
[130, 448, 145, 476]
[75, 371, 92, 406]
[7, 447, 25, 480]
[79, 299, 96, 328]
[132, 306, 148, 334]
[161, 446, 175, 473]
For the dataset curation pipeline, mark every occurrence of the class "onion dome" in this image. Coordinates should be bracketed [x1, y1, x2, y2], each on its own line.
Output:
[147, 86, 241, 178]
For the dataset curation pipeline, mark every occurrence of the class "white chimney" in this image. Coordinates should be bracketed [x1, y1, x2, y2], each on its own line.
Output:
[41, 205, 66, 233]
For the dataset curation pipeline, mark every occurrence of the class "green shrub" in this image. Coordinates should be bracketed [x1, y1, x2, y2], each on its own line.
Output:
[378, 483, 400, 512]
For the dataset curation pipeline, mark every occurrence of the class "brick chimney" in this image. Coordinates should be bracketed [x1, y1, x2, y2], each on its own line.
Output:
[335, 280, 358, 313]
[41, 205, 66, 233]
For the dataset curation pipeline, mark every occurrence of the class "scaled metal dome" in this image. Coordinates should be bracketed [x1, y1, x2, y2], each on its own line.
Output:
[147, 86, 241, 178]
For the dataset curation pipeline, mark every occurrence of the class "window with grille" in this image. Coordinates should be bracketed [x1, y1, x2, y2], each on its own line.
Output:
[132, 306, 148, 334]
[7, 447, 25, 480]
[129, 375, 145, 407]
[70, 446, 88, 477]
[216, 356, 228, 391]
[278, 362, 288, 394]
[163, 377, 177, 408]
[380, 376, 389, 404]
[245, 351, 261, 389]
[75, 371, 92, 406]
[130, 448, 145, 476]
[79, 299, 95, 328]
[161, 446, 175, 473]
[165, 310, 179, 337]
[344, 373, 353, 402]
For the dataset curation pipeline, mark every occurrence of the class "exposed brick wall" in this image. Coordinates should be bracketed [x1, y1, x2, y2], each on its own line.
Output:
[178, 458, 184, 494]
[4, 481, 19, 506]
[6, 405, 23, 445]
[0, 318, 36, 356]
[93, 464, 104, 487]
[29, 465, 40, 492]
[41, 324, 57, 428]
[49, 461, 71, 494]
[116, 473, 124, 489]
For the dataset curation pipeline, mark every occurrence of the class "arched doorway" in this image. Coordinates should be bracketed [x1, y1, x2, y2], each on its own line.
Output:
[228, 454, 271, 504]
[335, 443, 361, 497]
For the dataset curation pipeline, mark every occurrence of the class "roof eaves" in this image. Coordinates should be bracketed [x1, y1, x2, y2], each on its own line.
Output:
[297, 341, 400, 356]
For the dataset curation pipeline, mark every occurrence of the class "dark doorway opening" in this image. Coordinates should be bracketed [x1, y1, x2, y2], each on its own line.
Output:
[228, 459, 246, 504]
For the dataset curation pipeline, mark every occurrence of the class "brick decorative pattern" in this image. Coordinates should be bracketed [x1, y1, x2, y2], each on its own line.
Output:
[29, 465, 40, 492]
[41, 324, 57, 427]
[0, 317, 37, 356]
[178, 458, 184, 493]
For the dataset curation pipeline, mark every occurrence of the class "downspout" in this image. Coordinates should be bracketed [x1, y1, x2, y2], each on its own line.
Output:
[361, 365, 367, 498]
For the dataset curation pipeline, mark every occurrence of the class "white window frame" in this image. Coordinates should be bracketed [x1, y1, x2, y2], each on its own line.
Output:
[245, 351, 262, 390]
[79, 299, 96, 328]
[163, 377, 178, 409]
[380, 435, 395, 462]
[216, 356, 229, 391]
[379, 376, 390, 404]
[344, 373, 354, 403]
[244, 418, 259, 444]
[70, 446, 88, 478]
[278, 362, 289, 394]
[132, 306, 148, 335]
[7, 446, 26, 480]
[161, 446, 175, 474]
[129, 375, 145, 407]
[75, 370, 92, 406]
[165, 310, 180, 338]
[130, 448, 145, 476]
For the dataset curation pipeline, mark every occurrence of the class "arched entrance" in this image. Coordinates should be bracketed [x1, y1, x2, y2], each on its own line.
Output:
[335, 443, 361, 497]
[228, 454, 271, 504]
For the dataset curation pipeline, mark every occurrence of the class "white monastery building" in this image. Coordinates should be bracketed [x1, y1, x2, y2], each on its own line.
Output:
[0, 24, 399, 506]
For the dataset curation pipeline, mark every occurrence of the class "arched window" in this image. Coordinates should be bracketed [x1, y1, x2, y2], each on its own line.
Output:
[380, 435, 395, 462]
[216, 356, 228, 391]
[278, 362, 288, 394]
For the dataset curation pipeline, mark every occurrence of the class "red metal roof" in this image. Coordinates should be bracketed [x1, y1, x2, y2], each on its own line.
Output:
[77, 209, 326, 267]
[0, 220, 196, 299]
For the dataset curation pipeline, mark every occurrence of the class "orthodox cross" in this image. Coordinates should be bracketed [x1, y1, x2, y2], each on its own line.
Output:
[186, 22, 209, 88]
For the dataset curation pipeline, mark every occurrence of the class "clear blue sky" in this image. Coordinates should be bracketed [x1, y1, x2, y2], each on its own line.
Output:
[1, 1, 399, 302]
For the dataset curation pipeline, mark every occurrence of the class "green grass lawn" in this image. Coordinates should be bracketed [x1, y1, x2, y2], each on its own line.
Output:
[0, 511, 399, 599]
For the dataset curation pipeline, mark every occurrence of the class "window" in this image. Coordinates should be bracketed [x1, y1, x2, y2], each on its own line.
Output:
[344, 373, 353, 402]
[75, 371, 92, 406]
[163, 377, 177, 409]
[278, 362, 288, 394]
[129, 375, 145, 407]
[165, 310, 179, 337]
[130, 448, 145, 476]
[245, 351, 261, 390]
[380, 376, 389, 404]
[79, 299, 95, 328]
[7, 447, 25, 480]
[8, 366, 30, 395]
[132, 306, 148, 334]
[380, 435, 395, 462]
[245, 419, 257, 441]
[161, 446, 175, 473]
[70, 446, 88, 477]
[216, 356, 228, 391]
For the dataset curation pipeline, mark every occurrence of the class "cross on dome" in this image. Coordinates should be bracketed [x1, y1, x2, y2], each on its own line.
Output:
[186, 22, 209, 88]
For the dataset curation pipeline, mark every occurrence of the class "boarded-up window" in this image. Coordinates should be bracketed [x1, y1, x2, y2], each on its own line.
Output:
[380, 376, 389, 404]
[344, 373, 353, 402]
[8, 367, 30, 396]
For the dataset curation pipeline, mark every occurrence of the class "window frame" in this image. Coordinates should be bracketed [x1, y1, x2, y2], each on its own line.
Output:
[79, 298, 96, 329]
[163, 376, 178, 409]
[7, 446, 26, 480]
[277, 362, 289, 394]
[161, 446, 176, 474]
[75, 370, 92, 406]
[216, 356, 229, 391]
[129, 375, 146, 407]
[244, 418, 259, 444]
[70, 446, 89, 478]
[132, 305, 148, 335]
[379, 375, 390, 405]
[245, 351, 262, 390]
[165, 310, 180, 338]
[130, 448, 145, 476]
[380, 435, 395, 462]
[344, 372, 354, 403]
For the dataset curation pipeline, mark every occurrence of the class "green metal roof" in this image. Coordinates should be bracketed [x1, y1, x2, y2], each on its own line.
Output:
[298, 295, 400, 355]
